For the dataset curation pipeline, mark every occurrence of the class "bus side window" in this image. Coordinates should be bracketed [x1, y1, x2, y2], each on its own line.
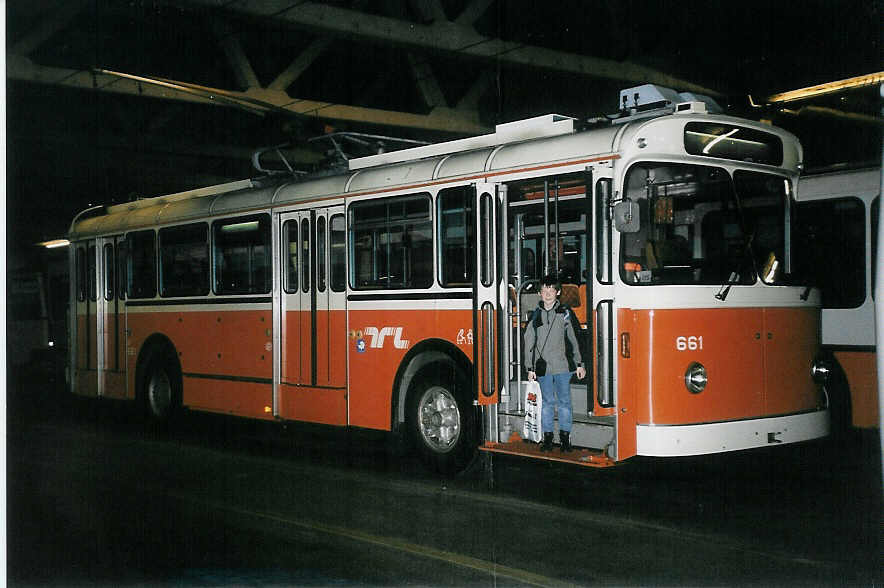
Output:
[76, 246, 86, 301]
[330, 214, 346, 292]
[283, 220, 298, 293]
[103, 244, 115, 300]
[438, 187, 474, 287]
[349, 194, 432, 289]
[126, 230, 157, 299]
[317, 216, 327, 293]
[300, 217, 310, 293]
[213, 214, 271, 295]
[795, 197, 865, 308]
[116, 239, 128, 300]
[87, 244, 97, 301]
[159, 223, 209, 297]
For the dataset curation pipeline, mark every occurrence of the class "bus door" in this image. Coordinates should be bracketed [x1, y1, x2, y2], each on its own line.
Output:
[98, 235, 128, 398]
[73, 241, 99, 397]
[473, 183, 501, 406]
[277, 206, 347, 425]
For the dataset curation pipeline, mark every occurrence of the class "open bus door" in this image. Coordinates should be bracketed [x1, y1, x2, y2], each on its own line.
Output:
[481, 169, 616, 467]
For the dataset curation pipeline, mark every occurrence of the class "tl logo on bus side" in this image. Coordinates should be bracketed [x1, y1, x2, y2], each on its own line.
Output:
[352, 327, 410, 352]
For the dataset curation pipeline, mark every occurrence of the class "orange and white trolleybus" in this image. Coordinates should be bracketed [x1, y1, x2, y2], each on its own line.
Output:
[68, 85, 830, 471]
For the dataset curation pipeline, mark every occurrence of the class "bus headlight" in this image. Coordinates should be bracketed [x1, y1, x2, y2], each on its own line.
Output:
[685, 362, 707, 394]
[811, 357, 831, 385]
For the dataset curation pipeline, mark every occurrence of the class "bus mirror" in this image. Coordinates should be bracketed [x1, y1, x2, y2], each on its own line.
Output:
[613, 200, 640, 233]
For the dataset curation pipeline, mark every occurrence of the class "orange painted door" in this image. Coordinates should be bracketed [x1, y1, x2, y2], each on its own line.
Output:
[278, 207, 347, 425]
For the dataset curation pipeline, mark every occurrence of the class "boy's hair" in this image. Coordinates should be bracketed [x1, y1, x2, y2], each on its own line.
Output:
[540, 274, 561, 291]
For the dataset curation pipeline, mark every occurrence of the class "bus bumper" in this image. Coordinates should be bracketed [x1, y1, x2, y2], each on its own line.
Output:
[636, 409, 830, 457]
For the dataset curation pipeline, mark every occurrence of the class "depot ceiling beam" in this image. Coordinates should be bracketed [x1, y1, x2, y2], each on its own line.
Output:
[409, 0, 448, 22]
[7, 55, 490, 134]
[268, 38, 332, 91]
[408, 53, 447, 108]
[404, 1, 448, 108]
[454, 0, 494, 25]
[181, 0, 722, 97]
[457, 69, 495, 111]
[213, 20, 262, 90]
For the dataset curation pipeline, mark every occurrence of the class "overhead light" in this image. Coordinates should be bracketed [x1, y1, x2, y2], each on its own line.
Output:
[38, 239, 70, 249]
[221, 221, 259, 233]
[765, 72, 884, 104]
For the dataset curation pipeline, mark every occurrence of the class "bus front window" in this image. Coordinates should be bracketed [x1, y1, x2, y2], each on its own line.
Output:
[732, 170, 792, 285]
[619, 163, 789, 286]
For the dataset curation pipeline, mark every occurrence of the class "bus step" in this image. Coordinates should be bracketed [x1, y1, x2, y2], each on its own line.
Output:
[480, 435, 615, 468]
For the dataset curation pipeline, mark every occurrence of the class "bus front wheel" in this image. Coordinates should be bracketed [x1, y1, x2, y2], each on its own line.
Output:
[406, 363, 475, 473]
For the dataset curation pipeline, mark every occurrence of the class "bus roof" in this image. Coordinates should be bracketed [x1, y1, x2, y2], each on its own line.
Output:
[69, 108, 800, 239]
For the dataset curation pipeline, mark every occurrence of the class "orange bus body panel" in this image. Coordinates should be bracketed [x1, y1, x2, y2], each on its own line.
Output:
[834, 350, 880, 428]
[629, 308, 764, 424]
[102, 309, 128, 398]
[762, 308, 819, 415]
[282, 309, 307, 385]
[75, 312, 99, 397]
[316, 309, 347, 388]
[128, 307, 273, 408]
[184, 377, 273, 419]
[616, 310, 638, 460]
[129, 309, 273, 378]
[299, 308, 312, 386]
[348, 308, 473, 431]
[278, 385, 347, 425]
[623, 307, 818, 426]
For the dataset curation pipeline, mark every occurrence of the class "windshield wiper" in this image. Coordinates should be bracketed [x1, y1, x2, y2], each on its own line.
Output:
[715, 271, 741, 301]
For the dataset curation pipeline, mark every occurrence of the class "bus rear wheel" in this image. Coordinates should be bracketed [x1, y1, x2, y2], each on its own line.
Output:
[141, 350, 181, 423]
[406, 363, 475, 473]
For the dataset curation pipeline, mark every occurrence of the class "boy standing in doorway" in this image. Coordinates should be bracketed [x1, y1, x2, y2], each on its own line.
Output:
[524, 275, 586, 452]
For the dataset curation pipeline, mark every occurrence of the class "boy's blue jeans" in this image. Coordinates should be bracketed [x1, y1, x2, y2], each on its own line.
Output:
[538, 371, 572, 433]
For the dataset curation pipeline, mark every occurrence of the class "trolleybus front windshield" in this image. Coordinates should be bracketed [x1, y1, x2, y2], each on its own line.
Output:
[619, 163, 792, 286]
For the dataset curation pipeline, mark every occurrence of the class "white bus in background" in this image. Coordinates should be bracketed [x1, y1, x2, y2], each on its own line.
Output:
[796, 167, 880, 430]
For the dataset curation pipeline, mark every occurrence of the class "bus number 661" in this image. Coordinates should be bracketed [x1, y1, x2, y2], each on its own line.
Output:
[676, 336, 704, 351]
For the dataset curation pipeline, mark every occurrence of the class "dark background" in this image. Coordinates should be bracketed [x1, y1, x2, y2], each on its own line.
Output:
[6, 0, 882, 272]
[5, 4, 882, 585]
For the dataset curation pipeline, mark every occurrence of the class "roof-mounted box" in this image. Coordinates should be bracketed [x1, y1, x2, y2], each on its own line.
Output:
[618, 84, 722, 118]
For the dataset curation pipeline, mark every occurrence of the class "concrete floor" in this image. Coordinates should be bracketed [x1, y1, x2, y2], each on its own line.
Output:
[7, 367, 882, 586]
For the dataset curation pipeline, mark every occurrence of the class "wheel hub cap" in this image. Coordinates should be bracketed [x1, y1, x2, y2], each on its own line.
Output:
[418, 386, 461, 452]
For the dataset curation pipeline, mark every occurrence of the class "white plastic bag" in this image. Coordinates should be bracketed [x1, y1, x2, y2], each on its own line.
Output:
[522, 380, 543, 443]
